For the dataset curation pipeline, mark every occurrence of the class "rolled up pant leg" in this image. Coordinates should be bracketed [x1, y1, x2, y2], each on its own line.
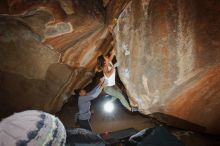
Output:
[104, 85, 131, 111]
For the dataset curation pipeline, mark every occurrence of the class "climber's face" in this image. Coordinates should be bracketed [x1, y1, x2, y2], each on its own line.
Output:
[79, 90, 86, 96]
[104, 56, 110, 65]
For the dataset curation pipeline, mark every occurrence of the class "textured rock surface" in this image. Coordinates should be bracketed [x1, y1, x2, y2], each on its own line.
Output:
[0, 0, 129, 118]
[0, 0, 108, 116]
[1, 0, 220, 135]
[114, 0, 220, 134]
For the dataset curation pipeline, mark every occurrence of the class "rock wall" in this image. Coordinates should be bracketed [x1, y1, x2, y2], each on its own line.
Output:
[114, 0, 220, 134]
[1, 0, 220, 135]
[0, 0, 109, 116]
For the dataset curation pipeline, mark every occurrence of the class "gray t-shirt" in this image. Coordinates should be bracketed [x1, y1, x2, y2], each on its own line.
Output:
[78, 85, 102, 120]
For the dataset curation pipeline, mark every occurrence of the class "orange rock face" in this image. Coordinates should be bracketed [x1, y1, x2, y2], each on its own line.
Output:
[1, 0, 220, 134]
[0, 0, 109, 116]
[114, 0, 220, 134]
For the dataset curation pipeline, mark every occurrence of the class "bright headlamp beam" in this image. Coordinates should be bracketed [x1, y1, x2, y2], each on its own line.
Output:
[104, 101, 114, 113]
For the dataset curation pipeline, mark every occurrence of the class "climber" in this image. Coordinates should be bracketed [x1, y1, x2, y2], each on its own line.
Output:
[96, 49, 138, 112]
[75, 79, 105, 131]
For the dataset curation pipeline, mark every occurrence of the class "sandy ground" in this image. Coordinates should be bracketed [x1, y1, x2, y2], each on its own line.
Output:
[56, 95, 155, 133]
[57, 95, 220, 146]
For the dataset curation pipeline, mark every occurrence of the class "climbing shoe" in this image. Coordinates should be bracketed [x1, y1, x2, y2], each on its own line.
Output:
[131, 107, 138, 112]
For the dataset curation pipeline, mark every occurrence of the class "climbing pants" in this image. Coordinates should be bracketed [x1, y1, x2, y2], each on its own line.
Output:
[104, 85, 131, 111]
